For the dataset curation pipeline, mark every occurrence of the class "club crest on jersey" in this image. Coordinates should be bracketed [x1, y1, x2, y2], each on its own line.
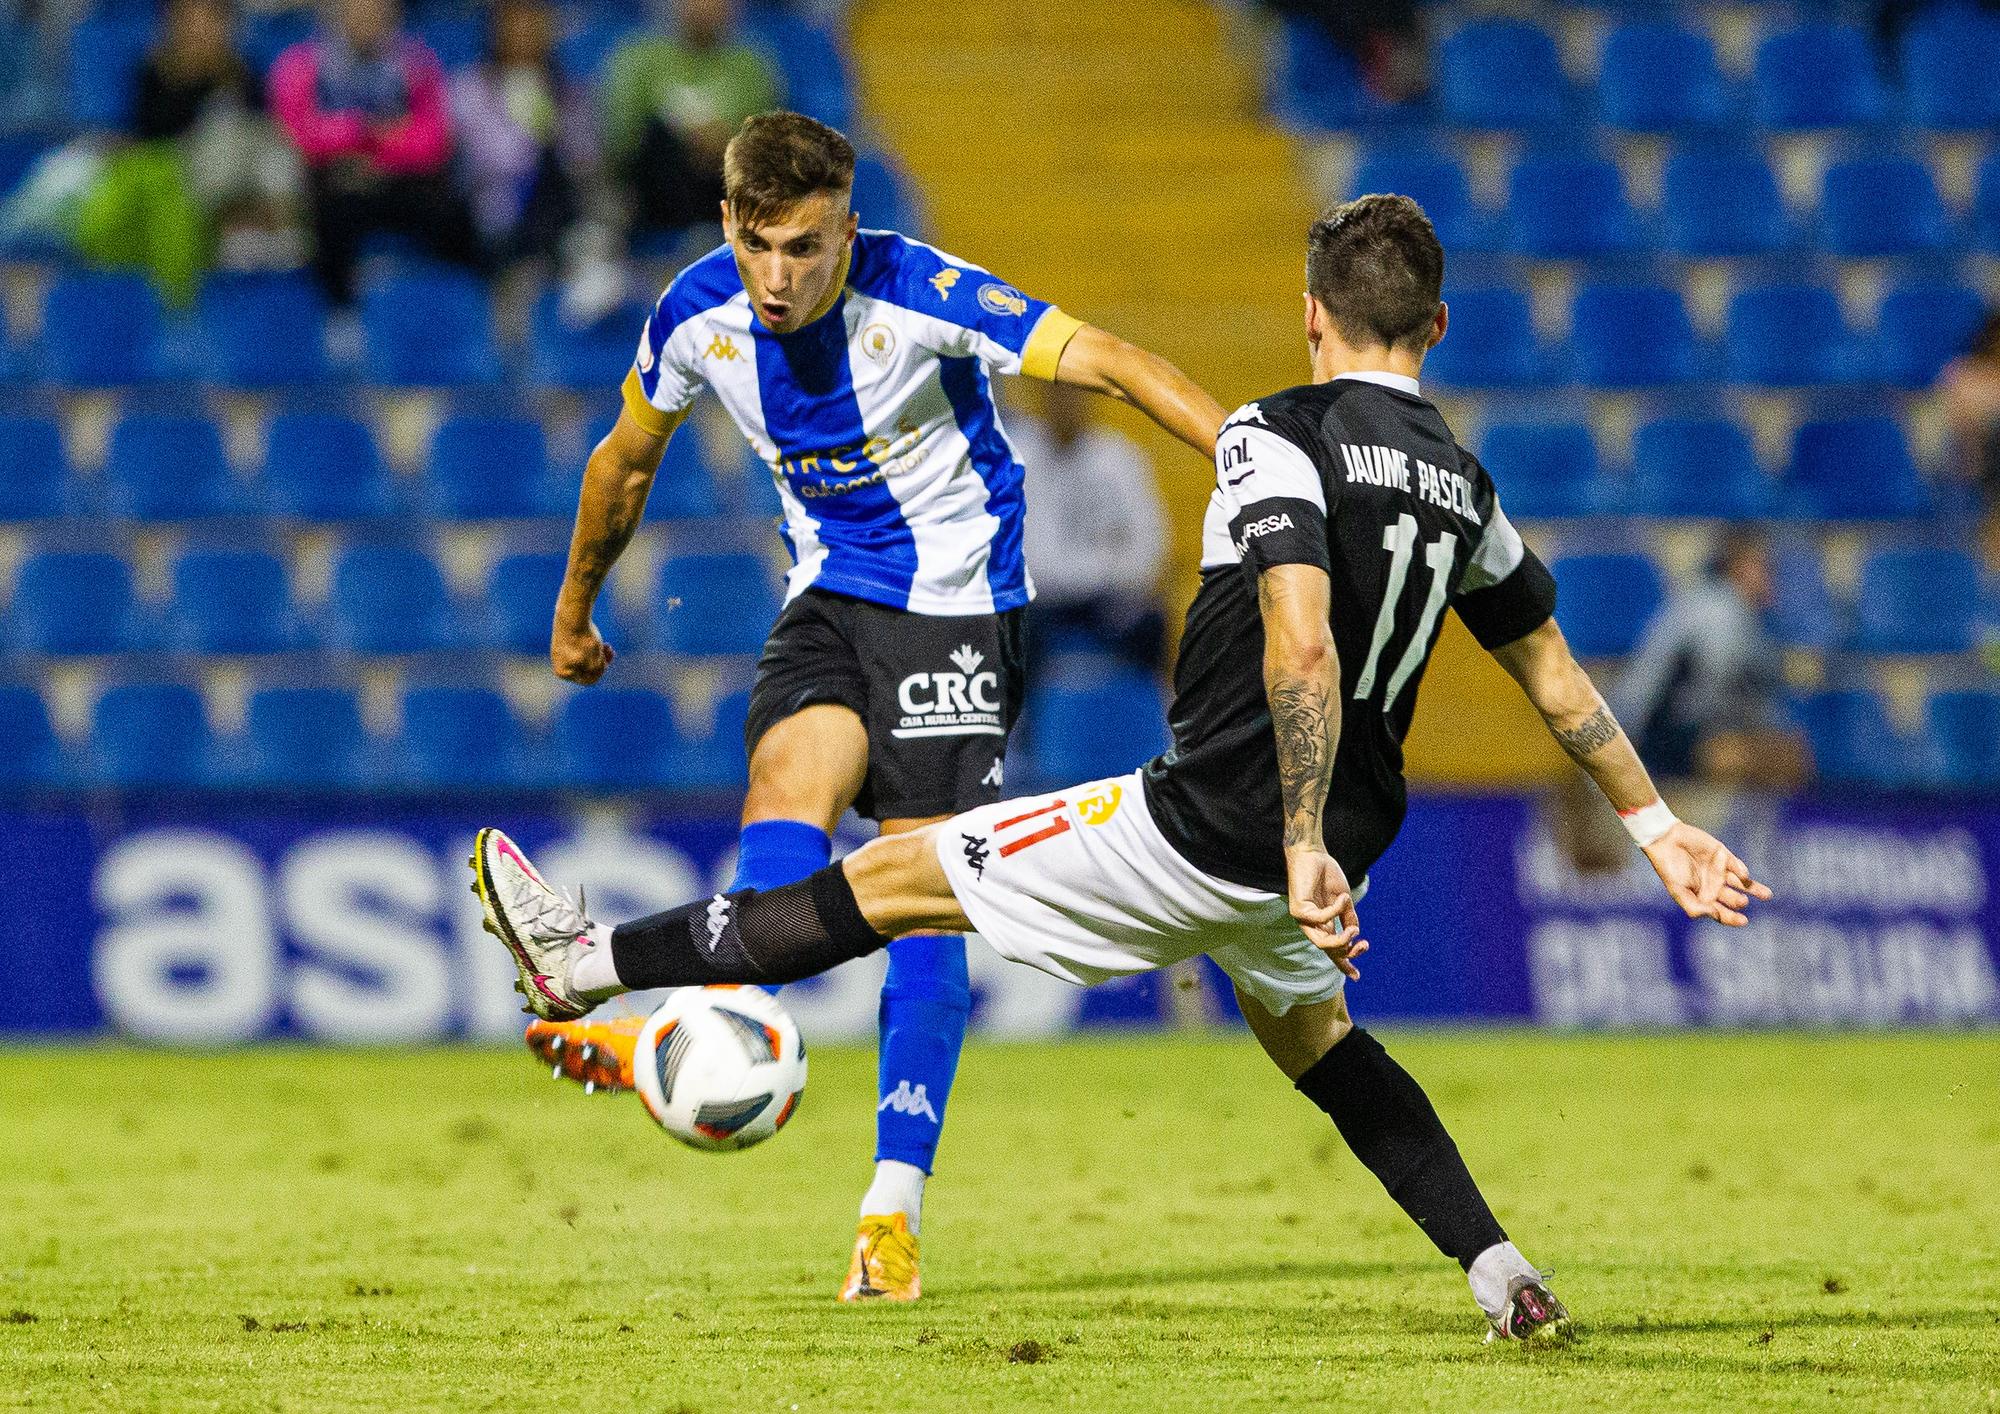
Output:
[861, 322, 897, 364]
[928, 268, 961, 300]
[704, 332, 742, 362]
[977, 283, 1028, 317]
[1076, 784, 1122, 826]
[894, 645, 1003, 739]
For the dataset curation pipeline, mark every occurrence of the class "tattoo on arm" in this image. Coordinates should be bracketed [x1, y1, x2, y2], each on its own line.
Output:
[1553, 703, 1621, 761]
[1270, 676, 1335, 849]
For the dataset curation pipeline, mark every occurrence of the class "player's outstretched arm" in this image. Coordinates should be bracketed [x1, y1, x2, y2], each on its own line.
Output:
[1486, 618, 1773, 926]
[1258, 563, 1366, 976]
[1052, 324, 1227, 457]
[553, 407, 672, 684]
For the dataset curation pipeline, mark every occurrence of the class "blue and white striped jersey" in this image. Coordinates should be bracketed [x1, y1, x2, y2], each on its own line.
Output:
[621, 229, 1084, 616]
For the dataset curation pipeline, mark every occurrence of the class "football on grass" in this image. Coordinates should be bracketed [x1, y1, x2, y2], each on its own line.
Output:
[633, 987, 807, 1151]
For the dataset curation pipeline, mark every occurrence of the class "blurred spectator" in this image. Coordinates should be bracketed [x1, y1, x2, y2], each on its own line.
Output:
[450, 0, 598, 268]
[270, 0, 480, 303]
[1614, 529, 1812, 792]
[602, 0, 779, 242]
[1012, 381, 1169, 680]
[1263, 0, 1426, 103]
[70, 0, 304, 305]
[1940, 311, 2000, 512]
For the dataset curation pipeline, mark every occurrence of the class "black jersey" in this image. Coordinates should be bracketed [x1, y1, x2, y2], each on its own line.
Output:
[1143, 375, 1557, 894]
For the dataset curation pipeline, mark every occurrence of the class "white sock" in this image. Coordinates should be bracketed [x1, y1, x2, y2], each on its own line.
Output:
[568, 923, 624, 1001]
[1466, 1240, 1538, 1321]
[859, 1160, 927, 1233]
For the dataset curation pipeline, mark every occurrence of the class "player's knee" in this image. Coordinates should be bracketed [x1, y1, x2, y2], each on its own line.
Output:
[883, 932, 972, 1011]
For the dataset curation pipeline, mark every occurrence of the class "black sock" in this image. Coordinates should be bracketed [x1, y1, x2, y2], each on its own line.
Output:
[609, 863, 890, 991]
[1295, 1027, 1507, 1270]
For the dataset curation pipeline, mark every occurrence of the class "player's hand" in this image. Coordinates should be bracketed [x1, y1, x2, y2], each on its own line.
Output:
[550, 617, 615, 685]
[1285, 845, 1368, 980]
[1642, 821, 1773, 927]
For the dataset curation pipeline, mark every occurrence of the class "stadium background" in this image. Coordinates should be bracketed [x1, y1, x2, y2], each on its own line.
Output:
[4, 0, 1999, 1042]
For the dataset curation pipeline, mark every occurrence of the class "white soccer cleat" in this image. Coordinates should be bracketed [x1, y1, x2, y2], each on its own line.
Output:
[471, 827, 597, 1021]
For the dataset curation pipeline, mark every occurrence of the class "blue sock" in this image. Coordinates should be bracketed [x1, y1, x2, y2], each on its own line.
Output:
[874, 932, 971, 1175]
[729, 821, 832, 998]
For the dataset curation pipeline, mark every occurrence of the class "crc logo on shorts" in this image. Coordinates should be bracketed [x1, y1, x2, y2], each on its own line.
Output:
[1075, 783, 1122, 826]
[977, 283, 1028, 317]
[894, 644, 1004, 739]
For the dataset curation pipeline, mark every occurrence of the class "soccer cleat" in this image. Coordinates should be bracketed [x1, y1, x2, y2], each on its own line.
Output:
[470, 826, 596, 1021]
[1485, 1273, 1573, 1344]
[525, 1015, 643, 1093]
[838, 1214, 921, 1303]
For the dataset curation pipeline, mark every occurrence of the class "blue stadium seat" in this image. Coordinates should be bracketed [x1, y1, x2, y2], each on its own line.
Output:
[1425, 287, 1547, 388]
[1660, 150, 1793, 257]
[1793, 689, 1908, 787]
[325, 543, 464, 653]
[1599, 21, 1731, 133]
[0, 684, 61, 786]
[1569, 283, 1700, 388]
[1628, 417, 1773, 519]
[1270, 13, 1366, 131]
[241, 8, 313, 75]
[552, 687, 683, 789]
[554, 15, 642, 84]
[1819, 158, 1954, 258]
[653, 553, 783, 656]
[1549, 554, 1663, 657]
[410, 13, 482, 68]
[528, 291, 646, 393]
[1505, 155, 1637, 258]
[1477, 423, 1608, 518]
[102, 413, 245, 520]
[1768, 542, 1842, 650]
[1923, 691, 2000, 787]
[241, 686, 370, 788]
[1876, 281, 1988, 388]
[262, 412, 398, 521]
[1851, 547, 1980, 653]
[1026, 667, 1168, 786]
[395, 685, 531, 789]
[742, 4, 854, 130]
[1902, 6, 2000, 131]
[1438, 18, 1568, 131]
[0, 415, 77, 519]
[1725, 283, 1869, 388]
[852, 152, 918, 235]
[677, 686, 752, 790]
[41, 272, 162, 387]
[1979, 150, 2000, 253]
[165, 549, 304, 654]
[1786, 417, 1929, 519]
[578, 410, 724, 519]
[361, 267, 502, 387]
[1350, 151, 1493, 253]
[1754, 23, 1885, 128]
[425, 415, 558, 520]
[3, 550, 144, 654]
[485, 551, 620, 656]
[67, 16, 151, 129]
[90, 682, 214, 787]
[196, 272, 330, 389]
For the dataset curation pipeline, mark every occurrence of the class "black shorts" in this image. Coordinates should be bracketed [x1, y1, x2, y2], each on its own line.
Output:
[744, 589, 1028, 821]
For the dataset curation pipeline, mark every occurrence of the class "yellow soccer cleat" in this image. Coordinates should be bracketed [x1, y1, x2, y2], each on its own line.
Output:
[524, 1014, 645, 1094]
[839, 1214, 921, 1302]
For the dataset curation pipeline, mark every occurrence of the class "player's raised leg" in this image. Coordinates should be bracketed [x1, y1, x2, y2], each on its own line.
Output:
[1234, 987, 1570, 1343]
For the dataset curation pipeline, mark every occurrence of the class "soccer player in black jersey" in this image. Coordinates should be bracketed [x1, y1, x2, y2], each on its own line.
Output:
[473, 194, 1771, 1341]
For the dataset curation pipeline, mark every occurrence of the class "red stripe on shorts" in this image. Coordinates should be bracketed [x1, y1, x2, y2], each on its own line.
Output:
[994, 800, 1066, 830]
[999, 818, 1071, 857]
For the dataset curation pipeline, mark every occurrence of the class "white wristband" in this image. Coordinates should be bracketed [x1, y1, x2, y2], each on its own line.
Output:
[1618, 800, 1678, 848]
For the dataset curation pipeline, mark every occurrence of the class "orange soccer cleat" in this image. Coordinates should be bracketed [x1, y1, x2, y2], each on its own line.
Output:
[524, 1013, 645, 1094]
[838, 1214, 921, 1303]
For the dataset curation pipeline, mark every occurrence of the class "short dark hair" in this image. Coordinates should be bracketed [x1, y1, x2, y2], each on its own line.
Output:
[1305, 194, 1444, 351]
[722, 111, 855, 227]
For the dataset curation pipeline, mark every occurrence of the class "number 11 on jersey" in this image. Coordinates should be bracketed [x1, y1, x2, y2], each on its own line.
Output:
[1353, 513, 1456, 713]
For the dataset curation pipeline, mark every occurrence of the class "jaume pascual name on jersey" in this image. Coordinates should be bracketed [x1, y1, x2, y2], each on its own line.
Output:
[1340, 443, 1478, 520]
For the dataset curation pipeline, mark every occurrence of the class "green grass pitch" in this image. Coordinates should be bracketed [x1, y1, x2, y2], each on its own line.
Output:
[4, 1032, 1998, 1411]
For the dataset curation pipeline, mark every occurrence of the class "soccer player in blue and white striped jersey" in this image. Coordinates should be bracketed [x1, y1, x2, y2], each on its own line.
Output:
[539, 111, 1226, 1300]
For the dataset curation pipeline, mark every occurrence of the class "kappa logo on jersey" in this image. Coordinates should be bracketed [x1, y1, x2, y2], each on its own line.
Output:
[1076, 783, 1122, 826]
[878, 1080, 940, 1123]
[703, 895, 732, 952]
[894, 644, 1003, 739]
[861, 322, 897, 364]
[703, 332, 742, 362]
[960, 832, 991, 878]
[1222, 402, 1268, 429]
[981, 757, 1004, 788]
[977, 283, 1028, 317]
[928, 268, 961, 300]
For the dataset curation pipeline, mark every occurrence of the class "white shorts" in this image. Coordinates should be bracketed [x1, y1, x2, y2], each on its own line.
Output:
[934, 772, 1347, 1017]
